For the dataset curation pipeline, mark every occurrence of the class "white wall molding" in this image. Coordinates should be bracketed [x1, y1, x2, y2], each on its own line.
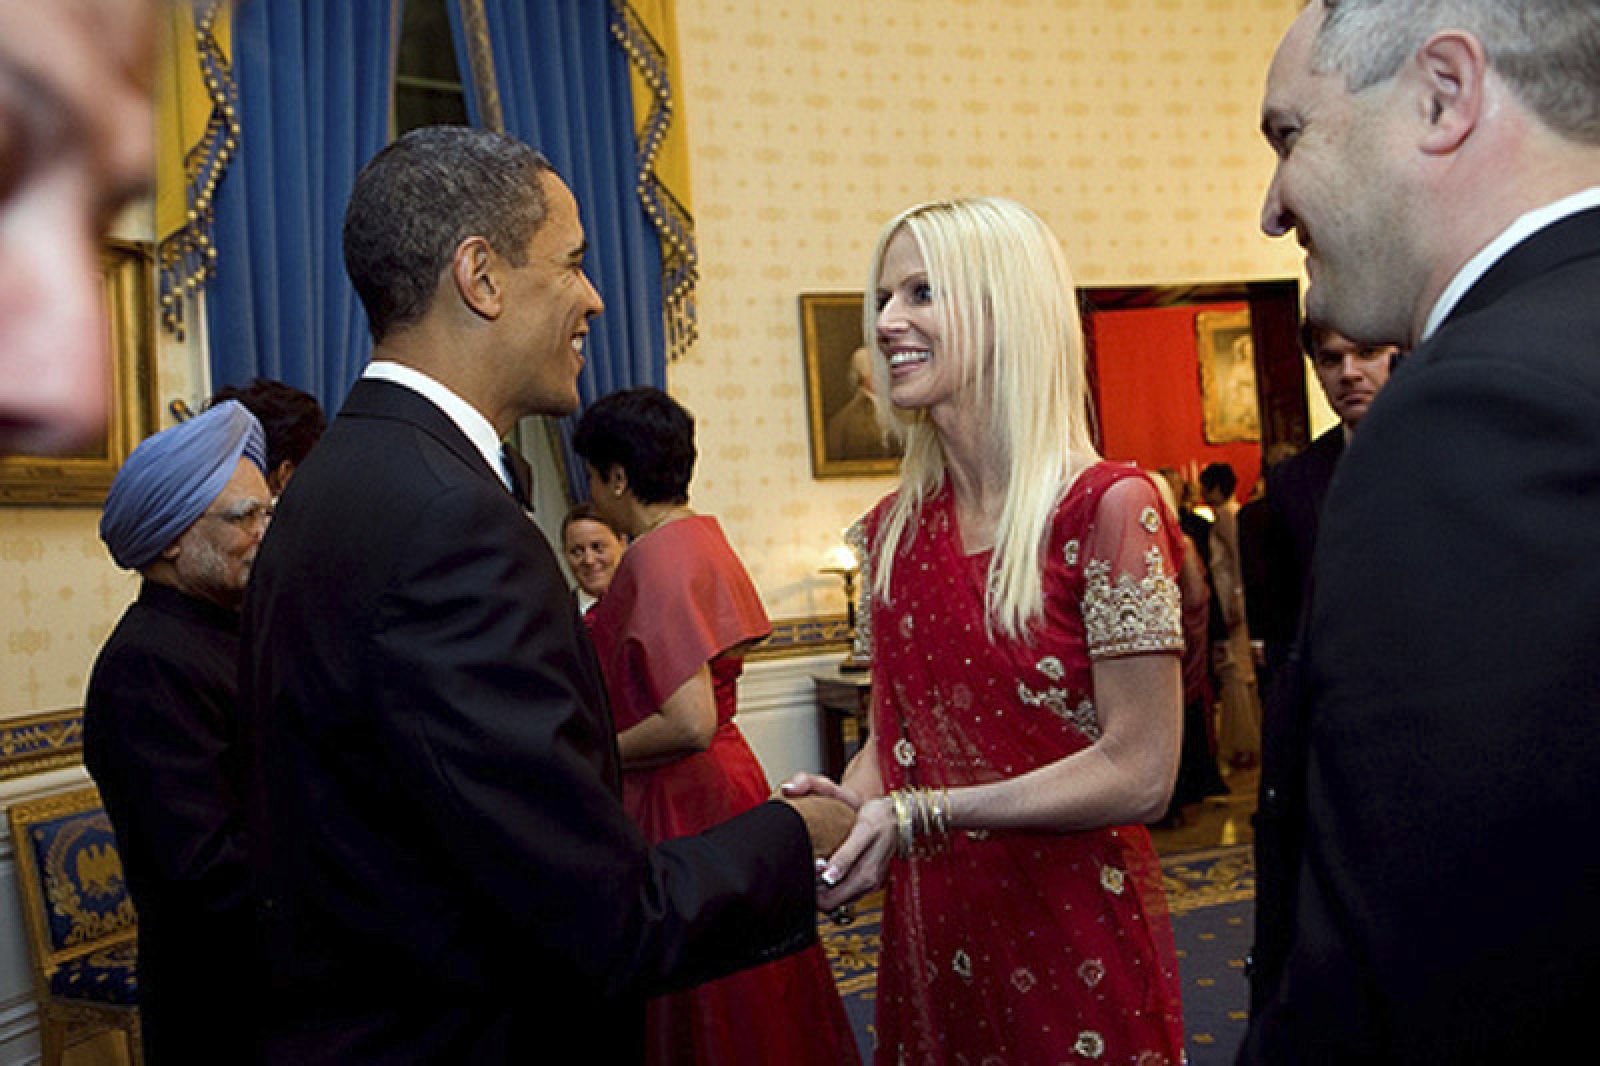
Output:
[0, 994, 39, 1065]
[736, 652, 843, 785]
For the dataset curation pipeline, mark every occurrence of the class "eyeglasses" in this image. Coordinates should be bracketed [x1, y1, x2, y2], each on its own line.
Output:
[202, 498, 275, 530]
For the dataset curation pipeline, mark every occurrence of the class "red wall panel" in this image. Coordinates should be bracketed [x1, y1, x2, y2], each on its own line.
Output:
[1089, 304, 1261, 502]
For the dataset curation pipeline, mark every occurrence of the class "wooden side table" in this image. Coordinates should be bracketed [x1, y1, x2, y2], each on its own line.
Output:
[812, 664, 871, 781]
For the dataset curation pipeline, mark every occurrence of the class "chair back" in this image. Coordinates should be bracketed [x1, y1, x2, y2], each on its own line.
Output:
[7, 786, 137, 990]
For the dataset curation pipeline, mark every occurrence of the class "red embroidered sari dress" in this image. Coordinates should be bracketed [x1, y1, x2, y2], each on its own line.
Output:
[588, 515, 861, 1066]
[857, 462, 1185, 1065]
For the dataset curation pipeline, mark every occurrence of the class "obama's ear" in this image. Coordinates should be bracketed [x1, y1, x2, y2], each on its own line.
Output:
[451, 235, 503, 320]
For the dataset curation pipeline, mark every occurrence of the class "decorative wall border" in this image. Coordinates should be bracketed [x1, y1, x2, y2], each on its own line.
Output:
[748, 614, 852, 661]
[0, 711, 84, 782]
[0, 619, 848, 770]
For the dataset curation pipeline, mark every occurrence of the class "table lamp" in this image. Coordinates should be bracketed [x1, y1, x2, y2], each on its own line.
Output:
[820, 542, 868, 672]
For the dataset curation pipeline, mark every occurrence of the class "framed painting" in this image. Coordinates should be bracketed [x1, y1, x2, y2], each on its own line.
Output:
[800, 292, 901, 479]
[0, 241, 158, 504]
[1195, 308, 1262, 444]
[1079, 279, 1306, 466]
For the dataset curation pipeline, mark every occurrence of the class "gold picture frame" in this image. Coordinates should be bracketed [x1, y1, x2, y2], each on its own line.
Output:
[1195, 308, 1261, 444]
[800, 292, 902, 479]
[0, 241, 157, 504]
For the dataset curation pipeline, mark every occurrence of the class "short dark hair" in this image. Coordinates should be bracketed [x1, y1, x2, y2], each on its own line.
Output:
[208, 378, 326, 473]
[561, 502, 624, 541]
[1299, 318, 1407, 369]
[343, 126, 553, 342]
[1299, 317, 1336, 359]
[1200, 462, 1237, 498]
[572, 387, 696, 506]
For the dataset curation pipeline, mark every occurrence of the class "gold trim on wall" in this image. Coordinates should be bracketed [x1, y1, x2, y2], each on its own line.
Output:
[745, 615, 853, 661]
[0, 242, 158, 505]
[0, 708, 84, 781]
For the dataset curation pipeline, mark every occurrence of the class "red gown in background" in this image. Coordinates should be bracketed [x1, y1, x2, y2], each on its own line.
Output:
[855, 462, 1186, 1065]
[588, 515, 861, 1066]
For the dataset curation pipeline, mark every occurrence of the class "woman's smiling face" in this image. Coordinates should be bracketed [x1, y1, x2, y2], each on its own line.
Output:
[874, 227, 966, 416]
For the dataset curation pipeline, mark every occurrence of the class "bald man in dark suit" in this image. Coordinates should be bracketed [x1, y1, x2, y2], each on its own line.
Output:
[1245, 3, 1600, 1061]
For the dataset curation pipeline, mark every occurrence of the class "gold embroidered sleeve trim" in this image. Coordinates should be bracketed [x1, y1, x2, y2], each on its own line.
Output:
[1081, 545, 1183, 660]
[845, 515, 873, 662]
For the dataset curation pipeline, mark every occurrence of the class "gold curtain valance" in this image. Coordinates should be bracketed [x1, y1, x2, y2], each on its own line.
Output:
[155, 0, 239, 340]
[611, 0, 698, 360]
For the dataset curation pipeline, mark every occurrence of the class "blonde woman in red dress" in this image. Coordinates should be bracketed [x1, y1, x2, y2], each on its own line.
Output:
[786, 197, 1185, 1064]
[575, 387, 860, 1066]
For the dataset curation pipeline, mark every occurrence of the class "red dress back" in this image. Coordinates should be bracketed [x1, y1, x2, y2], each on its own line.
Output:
[589, 515, 861, 1066]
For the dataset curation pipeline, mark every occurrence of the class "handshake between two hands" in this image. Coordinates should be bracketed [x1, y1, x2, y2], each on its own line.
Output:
[774, 774, 897, 913]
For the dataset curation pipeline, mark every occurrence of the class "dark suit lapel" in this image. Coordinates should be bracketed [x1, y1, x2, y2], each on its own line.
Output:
[338, 378, 508, 498]
[1306, 428, 1343, 515]
[1444, 206, 1600, 328]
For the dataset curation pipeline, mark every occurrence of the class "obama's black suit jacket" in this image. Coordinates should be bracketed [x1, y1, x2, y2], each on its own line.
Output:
[240, 378, 815, 1063]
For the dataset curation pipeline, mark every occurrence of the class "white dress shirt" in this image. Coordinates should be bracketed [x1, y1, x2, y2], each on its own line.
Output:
[362, 361, 513, 492]
[1422, 186, 1600, 342]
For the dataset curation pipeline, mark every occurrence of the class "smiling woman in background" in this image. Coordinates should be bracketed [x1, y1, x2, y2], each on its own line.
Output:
[560, 503, 627, 615]
[573, 386, 859, 1066]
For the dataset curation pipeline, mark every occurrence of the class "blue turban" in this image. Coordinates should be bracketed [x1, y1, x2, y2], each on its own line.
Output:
[99, 400, 268, 570]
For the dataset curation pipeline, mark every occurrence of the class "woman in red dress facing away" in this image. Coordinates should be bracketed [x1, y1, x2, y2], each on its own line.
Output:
[574, 387, 860, 1066]
[786, 197, 1186, 1064]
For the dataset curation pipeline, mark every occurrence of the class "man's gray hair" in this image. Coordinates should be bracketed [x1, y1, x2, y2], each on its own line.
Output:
[1313, 0, 1600, 145]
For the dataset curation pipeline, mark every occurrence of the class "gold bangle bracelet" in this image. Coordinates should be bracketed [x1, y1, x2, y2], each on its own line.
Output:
[890, 790, 913, 857]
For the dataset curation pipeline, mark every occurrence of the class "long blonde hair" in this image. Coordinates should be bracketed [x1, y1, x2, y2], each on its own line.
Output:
[865, 196, 1100, 641]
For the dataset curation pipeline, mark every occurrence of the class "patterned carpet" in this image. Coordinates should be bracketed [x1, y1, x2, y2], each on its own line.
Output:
[818, 891, 883, 1058]
[1162, 844, 1256, 1064]
[819, 843, 1256, 1064]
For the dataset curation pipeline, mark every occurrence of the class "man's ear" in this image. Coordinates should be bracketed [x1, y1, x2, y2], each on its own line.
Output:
[268, 460, 294, 496]
[1413, 31, 1487, 155]
[452, 236, 502, 319]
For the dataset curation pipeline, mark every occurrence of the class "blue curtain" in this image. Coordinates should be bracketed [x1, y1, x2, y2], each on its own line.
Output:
[446, 0, 667, 499]
[206, 0, 396, 411]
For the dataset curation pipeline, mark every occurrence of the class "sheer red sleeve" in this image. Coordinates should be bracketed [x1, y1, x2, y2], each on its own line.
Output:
[1079, 474, 1184, 661]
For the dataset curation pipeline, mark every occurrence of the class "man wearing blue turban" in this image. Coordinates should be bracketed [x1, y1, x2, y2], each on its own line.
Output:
[84, 399, 270, 1063]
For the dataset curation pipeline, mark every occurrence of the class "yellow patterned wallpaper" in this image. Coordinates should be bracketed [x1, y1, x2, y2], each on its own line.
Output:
[671, 0, 1304, 621]
[2, 1, 1306, 718]
[0, 510, 139, 717]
